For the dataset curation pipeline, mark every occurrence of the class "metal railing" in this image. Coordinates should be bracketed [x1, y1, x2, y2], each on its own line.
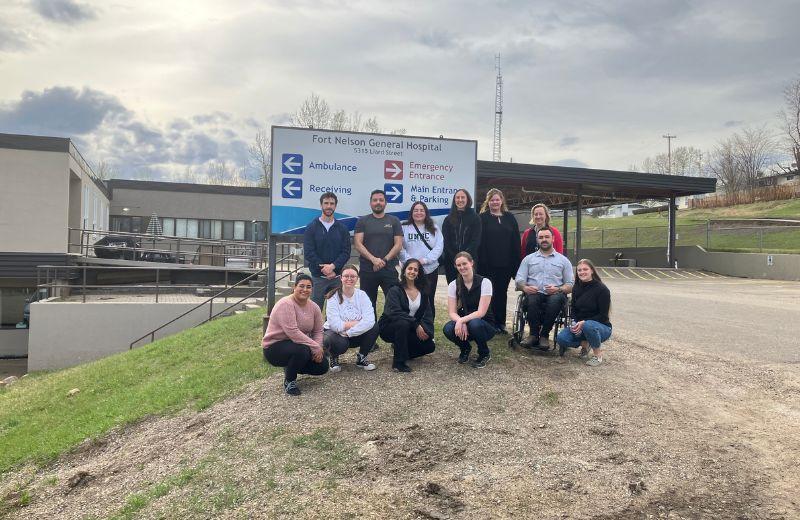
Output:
[129, 249, 304, 349]
[565, 221, 800, 253]
[36, 264, 267, 304]
[69, 228, 302, 269]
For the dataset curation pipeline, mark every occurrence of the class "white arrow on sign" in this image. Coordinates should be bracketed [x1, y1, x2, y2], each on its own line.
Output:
[385, 162, 402, 178]
[283, 180, 301, 197]
[386, 185, 402, 202]
[283, 156, 302, 172]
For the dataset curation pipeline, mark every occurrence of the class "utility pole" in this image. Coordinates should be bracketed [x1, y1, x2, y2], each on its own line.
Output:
[662, 134, 677, 174]
[493, 54, 503, 162]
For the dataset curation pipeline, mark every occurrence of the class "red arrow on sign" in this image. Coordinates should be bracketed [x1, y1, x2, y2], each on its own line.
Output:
[384, 160, 403, 180]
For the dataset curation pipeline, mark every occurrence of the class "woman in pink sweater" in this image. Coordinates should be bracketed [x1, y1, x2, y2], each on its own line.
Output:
[262, 274, 328, 395]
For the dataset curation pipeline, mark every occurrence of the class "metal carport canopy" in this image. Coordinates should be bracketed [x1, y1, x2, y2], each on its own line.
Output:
[476, 160, 717, 210]
[475, 160, 718, 266]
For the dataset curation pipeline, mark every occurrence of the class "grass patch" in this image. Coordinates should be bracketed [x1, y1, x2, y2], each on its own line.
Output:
[0, 309, 273, 476]
[540, 390, 560, 406]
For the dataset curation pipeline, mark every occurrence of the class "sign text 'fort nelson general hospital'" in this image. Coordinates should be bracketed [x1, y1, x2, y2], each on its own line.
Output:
[270, 126, 477, 234]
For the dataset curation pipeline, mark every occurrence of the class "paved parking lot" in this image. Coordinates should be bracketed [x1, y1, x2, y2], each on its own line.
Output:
[596, 266, 725, 281]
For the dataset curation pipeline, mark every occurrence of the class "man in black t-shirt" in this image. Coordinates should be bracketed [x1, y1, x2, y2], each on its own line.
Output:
[354, 189, 403, 314]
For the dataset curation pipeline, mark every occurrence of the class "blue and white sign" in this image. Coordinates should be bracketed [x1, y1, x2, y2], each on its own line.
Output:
[281, 178, 303, 198]
[270, 127, 477, 234]
[281, 153, 303, 174]
[384, 183, 403, 204]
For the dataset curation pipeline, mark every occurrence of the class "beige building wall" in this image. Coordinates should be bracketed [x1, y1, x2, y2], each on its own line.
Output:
[0, 148, 70, 253]
[27, 300, 236, 371]
[110, 187, 269, 221]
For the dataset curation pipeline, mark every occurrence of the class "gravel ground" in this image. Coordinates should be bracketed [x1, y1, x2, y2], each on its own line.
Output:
[2, 278, 799, 519]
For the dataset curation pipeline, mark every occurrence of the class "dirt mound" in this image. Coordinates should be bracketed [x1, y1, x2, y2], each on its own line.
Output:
[2, 334, 799, 519]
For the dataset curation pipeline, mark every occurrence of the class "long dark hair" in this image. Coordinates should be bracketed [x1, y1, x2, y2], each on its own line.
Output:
[448, 189, 473, 220]
[403, 201, 436, 234]
[399, 258, 427, 292]
[453, 251, 474, 309]
[325, 264, 359, 304]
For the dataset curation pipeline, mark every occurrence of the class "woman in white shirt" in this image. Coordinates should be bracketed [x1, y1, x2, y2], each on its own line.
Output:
[442, 252, 495, 368]
[378, 258, 436, 373]
[399, 201, 444, 316]
[323, 265, 378, 372]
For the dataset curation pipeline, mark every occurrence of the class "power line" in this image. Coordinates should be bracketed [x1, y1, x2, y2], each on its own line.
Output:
[493, 54, 503, 162]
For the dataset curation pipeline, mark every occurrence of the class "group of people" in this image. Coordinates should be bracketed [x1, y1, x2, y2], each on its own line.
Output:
[262, 188, 613, 395]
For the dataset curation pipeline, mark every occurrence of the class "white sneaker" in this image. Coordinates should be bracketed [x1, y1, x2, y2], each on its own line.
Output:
[329, 356, 341, 373]
[586, 356, 603, 367]
[356, 353, 376, 371]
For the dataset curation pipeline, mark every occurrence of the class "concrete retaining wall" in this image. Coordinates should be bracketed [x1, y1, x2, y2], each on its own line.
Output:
[675, 246, 800, 281]
[0, 329, 29, 357]
[577, 245, 800, 281]
[28, 301, 232, 371]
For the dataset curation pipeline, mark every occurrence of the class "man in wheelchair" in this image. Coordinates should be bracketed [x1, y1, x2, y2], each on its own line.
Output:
[514, 227, 574, 350]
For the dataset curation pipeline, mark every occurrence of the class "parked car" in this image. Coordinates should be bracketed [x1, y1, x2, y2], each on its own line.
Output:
[93, 235, 141, 260]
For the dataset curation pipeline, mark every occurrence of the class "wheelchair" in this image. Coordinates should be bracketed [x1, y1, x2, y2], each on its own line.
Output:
[508, 291, 571, 355]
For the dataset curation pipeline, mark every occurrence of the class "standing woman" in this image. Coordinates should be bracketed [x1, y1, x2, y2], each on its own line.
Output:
[442, 252, 495, 368]
[399, 201, 444, 316]
[520, 203, 564, 258]
[322, 264, 379, 373]
[477, 188, 521, 333]
[262, 274, 328, 396]
[556, 259, 612, 366]
[441, 189, 481, 284]
[378, 258, 436, 373]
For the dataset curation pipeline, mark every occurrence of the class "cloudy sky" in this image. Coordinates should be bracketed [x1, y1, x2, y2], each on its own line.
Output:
[1, 0, 798, 180]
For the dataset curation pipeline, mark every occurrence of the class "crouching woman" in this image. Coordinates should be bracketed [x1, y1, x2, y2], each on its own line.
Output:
[378, 258, 436, 373]
[262, 274, 328, 395]
[556, 259, 612, 366]
[442, 252, 495, 368]
[323, 264, 379, 372]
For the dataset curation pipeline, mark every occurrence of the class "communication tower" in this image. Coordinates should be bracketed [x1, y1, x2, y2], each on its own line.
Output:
[493, 54, 503, 162]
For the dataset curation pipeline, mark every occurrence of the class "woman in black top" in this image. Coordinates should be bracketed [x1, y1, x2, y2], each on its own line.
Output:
[556, 259, 612, 366]
[378, 258, 436, 373]
[442, 252, 495, 369]
[441, 189, 481, 284]
[477, 188, 521, 334]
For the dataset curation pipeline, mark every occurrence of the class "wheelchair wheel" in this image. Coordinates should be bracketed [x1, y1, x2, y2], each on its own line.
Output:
[552, 296, 571, 356]
[508, 293, 526, 349]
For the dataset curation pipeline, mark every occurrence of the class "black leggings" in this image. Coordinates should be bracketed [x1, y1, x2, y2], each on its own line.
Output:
[380, 319, 436, 364]
[263, 340, 329, 382]
[323, 324, 380, 357]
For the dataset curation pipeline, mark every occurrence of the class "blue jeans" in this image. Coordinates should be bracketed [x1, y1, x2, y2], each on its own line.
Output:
[443, 318, 496, 358]
[556, 320, 612, 351]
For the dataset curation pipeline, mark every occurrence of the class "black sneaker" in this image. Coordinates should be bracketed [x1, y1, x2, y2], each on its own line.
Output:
[355, 353, 376, 371]
[496, 327, 508, 335]
[458, 352, 470, 364]
[329, 355, 341, 373]
[392, 362, 412, 373]
[284, 380, 301, 396]
[471, 355, 491, 369]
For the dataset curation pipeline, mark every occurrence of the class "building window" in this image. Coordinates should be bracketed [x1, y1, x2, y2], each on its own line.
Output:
[234, 221, 245, 240]
[212, 220, 222, 240]
[131, 216, 143, 234]
[176, 218, 187, 237]
[187, 219, 199, 238]
[222, 220, 234, 240]
[162, 218, 175, 236]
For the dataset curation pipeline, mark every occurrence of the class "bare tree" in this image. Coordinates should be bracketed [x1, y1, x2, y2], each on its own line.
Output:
[778, 77, 800, 170]
[95, 159, 115, 180]
[634, 146, 705, 176]
[291, 92, 331, 129]
[708, 126, 775, 192]
[205, 160, 253, 186]
[248, 129, 271, 188]
[290, 92, 405, 134]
